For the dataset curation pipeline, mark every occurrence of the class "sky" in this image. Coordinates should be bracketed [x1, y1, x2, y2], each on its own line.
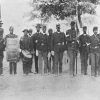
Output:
[1, 0, 100, 36]
[1, 0, 32, 36]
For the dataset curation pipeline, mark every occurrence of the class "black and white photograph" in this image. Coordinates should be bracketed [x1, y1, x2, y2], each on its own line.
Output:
[0, 0, 100, 100]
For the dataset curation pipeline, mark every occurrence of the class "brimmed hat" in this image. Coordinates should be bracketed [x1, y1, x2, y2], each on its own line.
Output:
[22, 29, 28, 32]
[36, 24, 41, 28]
[70, 21, 75, 26]
[56, 24, 60, 28]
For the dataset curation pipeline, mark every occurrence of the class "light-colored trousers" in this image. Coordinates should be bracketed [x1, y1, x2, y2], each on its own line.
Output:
[38, 51, 48, 74]
[90, 53, 100, 76]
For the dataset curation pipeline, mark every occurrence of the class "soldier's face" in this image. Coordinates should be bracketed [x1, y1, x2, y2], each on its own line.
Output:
[24, 31, 28, 36]
[10, 29, 14, 34]
[42, 27, 46, 33]
[36, 27, 40, 32]
[71, 25, 75, 29]
[83, 28, 87, 33]
[94, 29, 98, 34]
[56, 27, 60, 32]
[48, 30, 53, 35]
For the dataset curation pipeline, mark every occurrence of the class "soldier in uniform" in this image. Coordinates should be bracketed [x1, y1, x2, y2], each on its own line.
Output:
[90, 27, 100, 76]
[52, 24, 66, 74]
[31, 24, 42, 74]
[0, 20, 5, 75]
[20, 29, 33, 75]
[37, 25, 48, 74]
[5, 26, 18, 75]
[47, 28, 54, 73]
[28, 28, 33, 73]
[79, 26, 91, 75]
[66, 21, 79, 76]
[28, 29, 33, 37]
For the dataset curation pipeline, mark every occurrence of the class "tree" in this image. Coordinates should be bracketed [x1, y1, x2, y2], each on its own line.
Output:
[29, 0, 100, 27]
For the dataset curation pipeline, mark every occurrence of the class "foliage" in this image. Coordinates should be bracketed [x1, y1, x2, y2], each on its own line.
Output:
[29, 0, 99, 22]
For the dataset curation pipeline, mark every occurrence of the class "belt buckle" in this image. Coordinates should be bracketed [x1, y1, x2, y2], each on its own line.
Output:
[58, 43, 61, 45]
[41, 43, 44, 46]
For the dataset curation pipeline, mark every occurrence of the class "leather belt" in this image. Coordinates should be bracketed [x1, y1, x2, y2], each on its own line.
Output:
[41, 43, 45, 46]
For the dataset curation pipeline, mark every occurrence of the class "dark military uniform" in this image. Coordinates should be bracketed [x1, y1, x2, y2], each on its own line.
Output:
[47, 33, 54, 73]
[31, 32, 43, 74]
[37, 33, 48, 74]
[5, 34, 18, 74]
[20, 34, 32, 75]
[79, 34, 91, 75]
[53, 31, 66, 74]
[66, 29, 79, 76]
[90, 34, 100, 76]
[0, 27, 5, 75]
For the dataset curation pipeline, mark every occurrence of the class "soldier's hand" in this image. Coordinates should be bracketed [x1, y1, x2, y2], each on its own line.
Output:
[35, 40, 38, 43]
[51, 51, 54, 56]
[48, 52, 51, 59]
[86, 43, 90, 46]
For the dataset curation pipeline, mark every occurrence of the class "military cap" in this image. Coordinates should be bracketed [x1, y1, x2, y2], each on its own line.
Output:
[36, 24, 41, 28]
[56, 24, 60, 28]
[83, 26, 87, 29]
[22, 29, 28, 32]
[93, 26, 98, 32]
[70, 21, 75, 26]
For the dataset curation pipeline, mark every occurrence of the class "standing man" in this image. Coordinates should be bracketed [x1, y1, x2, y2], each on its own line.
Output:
[28, 28, 33, 73]
[66, 21, 79, 76]
[28, 29, 33, 37]
[48, 28, 54, 73]
[31, 24, 42, 74]
[37, 25, 48, 74]
[79, 26, 91, 75]
[0, 20, 5, 75]
[52, 24, 66, 74]
[5, 26, 19, 75]
[90, 27, 100, 76]
[20, 29, 32, 75]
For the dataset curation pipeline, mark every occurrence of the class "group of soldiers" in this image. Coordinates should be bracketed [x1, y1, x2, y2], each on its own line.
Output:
[0, 20, 100, 77]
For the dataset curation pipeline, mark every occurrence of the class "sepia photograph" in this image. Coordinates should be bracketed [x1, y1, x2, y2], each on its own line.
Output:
[0, 0, 100, 100]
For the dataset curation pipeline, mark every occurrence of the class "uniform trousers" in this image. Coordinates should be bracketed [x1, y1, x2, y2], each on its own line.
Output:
[54, 51, 63, 74]
[90, 53, 100, 76]
[48, 55, 54, 73]
[9, 62, 17, 74]
[0, 56, 3, 75]
[38, 51, 48, 74]
[34, 54, 38, 73]
[68, 48, 77, 76]
[80, 51, 88, 75]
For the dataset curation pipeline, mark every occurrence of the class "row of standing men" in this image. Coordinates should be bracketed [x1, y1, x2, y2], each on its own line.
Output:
[0, 20, 100, 77]
[20, 21, 100, 77]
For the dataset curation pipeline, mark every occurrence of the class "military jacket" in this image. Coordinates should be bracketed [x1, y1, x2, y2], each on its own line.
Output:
[47, 34, 53, 52]
[39, 33, 48, 52]
[90, 34, 100, 53]
[20, 35, 31, 51]
[31, 32, 43, 51]
[79, 34, 91, 53]
[53, 31, 66, 52]
[66, 29, 79, 51]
